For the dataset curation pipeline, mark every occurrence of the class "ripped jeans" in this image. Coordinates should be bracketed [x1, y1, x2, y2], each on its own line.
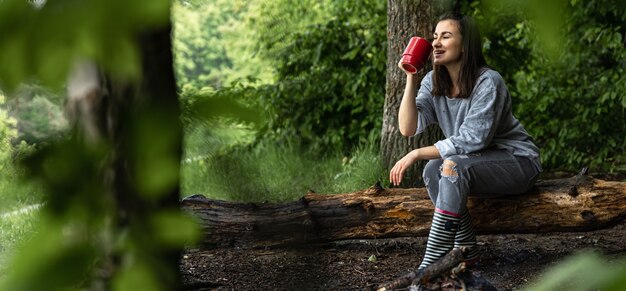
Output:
[422, 149, 540, 214]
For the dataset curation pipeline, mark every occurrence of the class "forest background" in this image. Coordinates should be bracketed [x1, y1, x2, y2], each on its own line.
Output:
[176, 0, 625, 201]
[170, 0, 626, 202]
[0, 0, 625, 289]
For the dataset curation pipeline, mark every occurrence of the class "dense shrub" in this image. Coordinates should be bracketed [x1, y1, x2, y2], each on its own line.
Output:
[250, 0, 387, 154]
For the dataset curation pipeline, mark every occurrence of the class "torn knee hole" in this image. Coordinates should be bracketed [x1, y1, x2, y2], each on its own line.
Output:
[441, 160, 459, 177]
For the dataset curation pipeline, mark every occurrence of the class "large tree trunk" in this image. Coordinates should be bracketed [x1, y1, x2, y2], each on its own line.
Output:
[381, 0, 445, 187]
[182, 175, 626, 249]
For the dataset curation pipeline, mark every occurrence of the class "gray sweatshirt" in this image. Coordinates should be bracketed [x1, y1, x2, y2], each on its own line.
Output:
[415, 69, 542, 171]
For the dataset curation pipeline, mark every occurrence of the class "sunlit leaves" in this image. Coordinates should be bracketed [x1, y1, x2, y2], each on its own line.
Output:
[0, 94, 18, 164]
[172, 0, 257, 89]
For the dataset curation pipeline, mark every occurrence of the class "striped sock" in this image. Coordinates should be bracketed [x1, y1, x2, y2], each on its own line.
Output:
[419, 209, 460, 270]
[455, 209, 479, 263]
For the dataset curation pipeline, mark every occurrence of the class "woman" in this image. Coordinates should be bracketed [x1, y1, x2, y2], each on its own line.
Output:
[389, 12, 541, 270]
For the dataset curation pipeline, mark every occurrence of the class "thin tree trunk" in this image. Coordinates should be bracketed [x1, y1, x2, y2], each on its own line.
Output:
[66, 25, 183, 290]
[381, 0, 444, 187]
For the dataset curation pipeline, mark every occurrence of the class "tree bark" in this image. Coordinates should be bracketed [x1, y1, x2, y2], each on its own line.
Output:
[381, 0, 445, 187]
[182, 176, 626, 249]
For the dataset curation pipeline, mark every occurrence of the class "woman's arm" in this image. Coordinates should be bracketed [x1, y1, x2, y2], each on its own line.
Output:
[398, 66, 419, 136]
[389, 145, 441, 186]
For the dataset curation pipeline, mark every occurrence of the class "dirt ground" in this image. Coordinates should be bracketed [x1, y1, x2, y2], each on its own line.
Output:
[180, 172, 626, 290]
[180, 217, 626, 290]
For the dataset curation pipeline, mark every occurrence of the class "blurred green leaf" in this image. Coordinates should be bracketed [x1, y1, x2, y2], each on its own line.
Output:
[180, 86, 261, 127]
[1, 220, 96, 291]
[133, 111, 181, 198]
[0, 0, 171, 92]
[523, 251, 626, 291]
[113, 261, 163, 291]
[150, 211, 201, 247]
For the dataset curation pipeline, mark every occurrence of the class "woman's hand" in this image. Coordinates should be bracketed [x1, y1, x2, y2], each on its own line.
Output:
[389, 149, 419, 186]
[397, 59, 412, 75]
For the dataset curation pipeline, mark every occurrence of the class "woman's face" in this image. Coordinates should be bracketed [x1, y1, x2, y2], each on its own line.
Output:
[432, 20, 463, 68]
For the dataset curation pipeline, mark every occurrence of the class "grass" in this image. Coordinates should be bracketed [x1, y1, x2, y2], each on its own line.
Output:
[0, 167, 44, 277]
[0, 210, 41, 275]
[181, 123, 387, 202]
[181, 140, 386, 202]
[0, 173, 44, 214]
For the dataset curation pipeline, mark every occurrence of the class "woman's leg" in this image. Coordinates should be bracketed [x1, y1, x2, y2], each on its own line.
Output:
[454, 209, 479, 263]
[419, 150, 539, 269]
[418, 208, 460, 269]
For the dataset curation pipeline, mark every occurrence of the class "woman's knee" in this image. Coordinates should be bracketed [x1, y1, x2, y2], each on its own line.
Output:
[441, 159, 460, 182]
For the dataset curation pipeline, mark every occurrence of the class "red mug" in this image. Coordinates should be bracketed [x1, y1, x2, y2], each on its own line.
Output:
[400, 36, 432, 74]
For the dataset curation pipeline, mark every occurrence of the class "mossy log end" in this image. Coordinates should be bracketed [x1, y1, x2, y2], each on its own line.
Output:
[181, 175, 626, 249]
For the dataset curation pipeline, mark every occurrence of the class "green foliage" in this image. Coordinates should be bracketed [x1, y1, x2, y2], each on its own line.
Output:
[250, 0, 387, 154]
[510, 0, 626, 171]
[174, 0, 387, 154]
[0, 90, 42, 213]
[0, 94, 17, 163]
[466, 1, 532, 88]
[243, 0, 339, 67]
[472, 0, 626, 172]
[174, 0, 389, 202]
[0, 0, 170, 91]
[172, 1, 234, 89]
[172, 0, 276, 89]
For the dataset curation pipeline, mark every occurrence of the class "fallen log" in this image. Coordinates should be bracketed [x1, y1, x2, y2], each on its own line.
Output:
[181, 174, 626, 248]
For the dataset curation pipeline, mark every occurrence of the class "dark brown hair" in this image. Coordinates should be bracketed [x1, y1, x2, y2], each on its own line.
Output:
[431, 12, 488, 98]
